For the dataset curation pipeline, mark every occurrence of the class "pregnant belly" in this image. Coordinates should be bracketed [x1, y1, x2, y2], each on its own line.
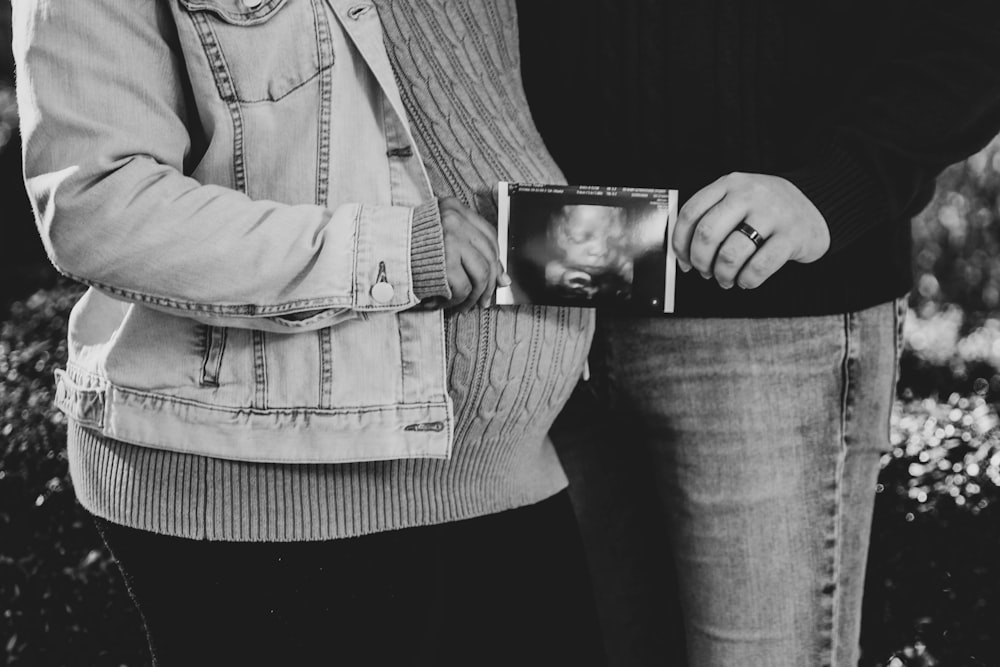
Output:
[444, 305, 593, 446]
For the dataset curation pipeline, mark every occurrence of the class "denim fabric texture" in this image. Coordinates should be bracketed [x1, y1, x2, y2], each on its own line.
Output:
[556, 299, 902, 666]
[14, 0, 461, 462]
[22, 0, 594, 542]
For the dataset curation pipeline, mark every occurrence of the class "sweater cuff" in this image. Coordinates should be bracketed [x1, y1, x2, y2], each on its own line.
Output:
[410, 199, 451, 301]
[779, 141, 887, 256]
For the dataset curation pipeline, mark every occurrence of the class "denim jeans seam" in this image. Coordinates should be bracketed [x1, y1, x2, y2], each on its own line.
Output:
[891, 295, 908, 427]
[820, 310, 857, 666]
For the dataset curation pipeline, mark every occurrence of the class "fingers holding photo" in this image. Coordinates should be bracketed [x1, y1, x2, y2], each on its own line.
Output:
[439, 197, 502, 311]
[672, 173, 831, 290]
[672, 175, 728, 273]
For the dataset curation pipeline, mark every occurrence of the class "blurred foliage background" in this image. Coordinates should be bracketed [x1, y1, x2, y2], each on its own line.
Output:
[3, 5, 1000, 667]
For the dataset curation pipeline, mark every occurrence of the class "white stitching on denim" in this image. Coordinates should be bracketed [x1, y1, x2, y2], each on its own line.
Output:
[311, 0, 334, 206]
[824, 310, 857, 666]
[58, 267, 353, 316]
[318, 327, 333, 410]
[252, 330, 269, 409]
[179, 0, 286, 25]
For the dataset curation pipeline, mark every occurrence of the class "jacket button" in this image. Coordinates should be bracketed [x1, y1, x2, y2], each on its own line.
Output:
[370, 282, 395, 304]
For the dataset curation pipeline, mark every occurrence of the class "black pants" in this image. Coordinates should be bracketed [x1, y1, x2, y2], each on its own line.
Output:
[95, 492, 606, 667]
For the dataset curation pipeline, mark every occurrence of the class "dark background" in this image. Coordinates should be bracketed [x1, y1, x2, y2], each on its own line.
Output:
[3, 3, 1000, 665]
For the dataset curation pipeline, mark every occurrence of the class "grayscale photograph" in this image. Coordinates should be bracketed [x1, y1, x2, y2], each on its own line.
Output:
[2, 1, 1000, 666]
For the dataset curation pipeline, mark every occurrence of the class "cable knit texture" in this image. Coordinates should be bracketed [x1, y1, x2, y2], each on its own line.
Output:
[69, 0, 594, 541]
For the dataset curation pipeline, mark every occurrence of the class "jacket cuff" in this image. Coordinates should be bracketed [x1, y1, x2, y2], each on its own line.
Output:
[779, 141, 887, 255]
[410, 199, 451, 301]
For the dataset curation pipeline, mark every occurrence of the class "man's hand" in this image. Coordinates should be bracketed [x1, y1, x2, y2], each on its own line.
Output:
[439, 197, 509, 311]
[672, 173, 831, 290]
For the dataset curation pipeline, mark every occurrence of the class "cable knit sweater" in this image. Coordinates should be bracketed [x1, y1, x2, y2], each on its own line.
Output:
[69, 0, 593, 541]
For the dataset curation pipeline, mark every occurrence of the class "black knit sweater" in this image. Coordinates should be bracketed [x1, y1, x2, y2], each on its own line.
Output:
[517, 0, 1000, 317]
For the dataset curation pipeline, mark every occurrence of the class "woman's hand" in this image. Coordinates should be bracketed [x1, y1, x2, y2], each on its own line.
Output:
[439, 197, 510, 311]
[672, 173, 830, 290]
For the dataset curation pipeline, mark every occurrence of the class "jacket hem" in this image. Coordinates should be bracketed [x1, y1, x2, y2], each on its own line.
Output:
[55, 367, 454, 464]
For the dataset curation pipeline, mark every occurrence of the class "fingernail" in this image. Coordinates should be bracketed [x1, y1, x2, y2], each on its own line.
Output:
[700, 272, 712, 280]
[498, 272, 512, 287]
[720, 282, 733, 290]
[678, 260, 692, 273]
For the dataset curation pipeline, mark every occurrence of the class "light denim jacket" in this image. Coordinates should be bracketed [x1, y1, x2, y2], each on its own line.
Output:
[13, 0, 459, 463]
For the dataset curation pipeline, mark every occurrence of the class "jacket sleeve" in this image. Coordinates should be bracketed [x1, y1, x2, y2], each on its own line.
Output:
[13, 0, 450, 333]
[781, 0, 1000, 255]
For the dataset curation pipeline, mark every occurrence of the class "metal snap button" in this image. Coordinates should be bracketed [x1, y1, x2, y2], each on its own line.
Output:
[370, 261, 394, 304]
[371, 282, 395, 304]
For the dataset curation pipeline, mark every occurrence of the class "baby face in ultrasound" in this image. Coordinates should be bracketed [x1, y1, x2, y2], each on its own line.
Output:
[552, 205, 626, 270]
[546, 205, 633, 299]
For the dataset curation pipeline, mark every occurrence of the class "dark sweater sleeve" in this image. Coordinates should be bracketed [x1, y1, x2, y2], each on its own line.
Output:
[781, 0, 1000, 255]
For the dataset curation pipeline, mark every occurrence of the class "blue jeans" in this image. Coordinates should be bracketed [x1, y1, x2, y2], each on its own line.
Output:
[554, 299, 904, 667]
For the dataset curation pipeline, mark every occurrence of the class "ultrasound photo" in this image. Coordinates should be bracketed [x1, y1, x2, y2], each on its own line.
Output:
[497, 183, 677, 313]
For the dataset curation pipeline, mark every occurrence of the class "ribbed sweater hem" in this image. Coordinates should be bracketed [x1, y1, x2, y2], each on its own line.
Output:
[68, 421, 568, 542]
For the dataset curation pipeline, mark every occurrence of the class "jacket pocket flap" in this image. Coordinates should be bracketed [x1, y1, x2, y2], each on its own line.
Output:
[177, 0, 288, 25]
[53, 369, 106, 429]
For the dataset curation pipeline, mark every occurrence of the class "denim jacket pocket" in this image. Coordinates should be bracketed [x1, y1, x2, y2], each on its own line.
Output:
[177, 0, 333, 103]
[198, 324, 228, 388]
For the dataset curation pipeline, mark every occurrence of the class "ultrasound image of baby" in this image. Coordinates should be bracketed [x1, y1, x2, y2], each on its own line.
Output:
[544, 205, 635, 300]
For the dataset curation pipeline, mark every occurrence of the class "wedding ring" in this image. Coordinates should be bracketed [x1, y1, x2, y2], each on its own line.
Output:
[735, 221, 764, 249]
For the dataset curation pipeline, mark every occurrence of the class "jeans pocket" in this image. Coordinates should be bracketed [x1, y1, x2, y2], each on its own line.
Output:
[177, 0, 333, 103]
